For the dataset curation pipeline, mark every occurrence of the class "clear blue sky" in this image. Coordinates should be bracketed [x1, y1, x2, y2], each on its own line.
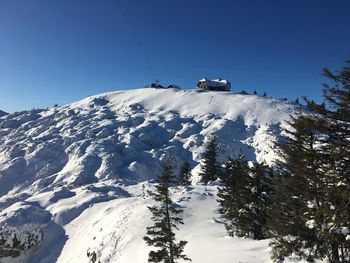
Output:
[0, 0, 349, 112]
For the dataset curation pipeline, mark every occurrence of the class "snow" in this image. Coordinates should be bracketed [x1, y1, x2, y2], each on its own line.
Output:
[0, 88, 296, 194]
[0, 110, 7, 117]
[54, 185, 272, 263]
[0, 88, 310, 262]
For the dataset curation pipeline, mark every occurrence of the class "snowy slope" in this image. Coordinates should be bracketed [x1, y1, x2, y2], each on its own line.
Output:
[0, 88, 304, 262]
[0, 110, 7, 117]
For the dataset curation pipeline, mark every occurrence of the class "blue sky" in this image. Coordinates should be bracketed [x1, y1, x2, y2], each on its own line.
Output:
[0, 0, 349, 112]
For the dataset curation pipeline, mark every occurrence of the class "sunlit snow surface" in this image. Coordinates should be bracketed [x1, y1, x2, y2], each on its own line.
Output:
[0, 88, 312, 262]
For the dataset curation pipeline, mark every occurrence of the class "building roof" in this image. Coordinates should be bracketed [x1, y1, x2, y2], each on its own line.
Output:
[198, 78, 229, 87]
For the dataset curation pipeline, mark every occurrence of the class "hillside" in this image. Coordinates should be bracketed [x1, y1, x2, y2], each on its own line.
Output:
[0, 88, 304, 262]
[0, 110, 7, 117]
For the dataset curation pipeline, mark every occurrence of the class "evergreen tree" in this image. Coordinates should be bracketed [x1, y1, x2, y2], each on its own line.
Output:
[143, 163, 191, 263]
[253, 90, 257, 95]
[309, 61, 350, 262]
[248, 162, 274, 239]
[199, 137, 220, 184]
[217, 157, 273, 240]
[178, 161, 192, 186]
[269, 60, 350, 262]
[217, 157, 250, 237]
[268, 115, 326, 261]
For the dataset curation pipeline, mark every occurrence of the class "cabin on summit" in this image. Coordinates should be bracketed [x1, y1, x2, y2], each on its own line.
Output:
[197, 78, 231, 91]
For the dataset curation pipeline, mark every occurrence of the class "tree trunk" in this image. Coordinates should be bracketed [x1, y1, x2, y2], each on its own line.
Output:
[165, 189, 174, 263]
[330, 242, 340, 263]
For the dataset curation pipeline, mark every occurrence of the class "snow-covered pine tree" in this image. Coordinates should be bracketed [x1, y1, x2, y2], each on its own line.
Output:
[217, 157, 250, 237]
[268, 114, 328, 261]
[178, 161, 192, 186]
[199, 136, 220, 184]
[248, 162, 274, 239]
[143, 163, 191, 263]
[217, 157, 273, 240]
[269, 60, 350, 262]
[308, 61, 350, 262]
[0, 225, 44, 258]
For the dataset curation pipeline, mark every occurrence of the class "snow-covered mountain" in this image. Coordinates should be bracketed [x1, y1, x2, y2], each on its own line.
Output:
[0, 88, 303, 263]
